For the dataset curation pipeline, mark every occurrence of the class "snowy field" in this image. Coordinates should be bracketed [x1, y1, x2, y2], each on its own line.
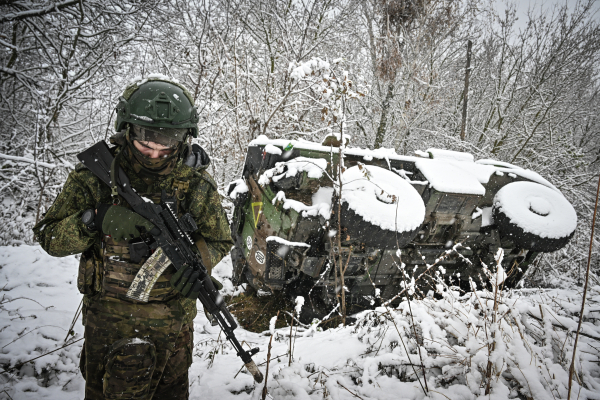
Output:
[1, 245, 600, 400]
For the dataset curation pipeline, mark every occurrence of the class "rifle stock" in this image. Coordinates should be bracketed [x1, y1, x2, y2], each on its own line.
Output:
[77, 141, 263, 383]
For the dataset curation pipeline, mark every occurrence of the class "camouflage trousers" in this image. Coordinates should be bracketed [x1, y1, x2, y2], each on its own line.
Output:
[80, 295, 193, 399]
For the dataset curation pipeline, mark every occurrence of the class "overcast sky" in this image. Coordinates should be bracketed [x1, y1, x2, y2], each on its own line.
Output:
[493, 0, 600, 32]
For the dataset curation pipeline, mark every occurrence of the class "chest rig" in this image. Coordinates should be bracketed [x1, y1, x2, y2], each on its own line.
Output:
[100, 181, 190, 303]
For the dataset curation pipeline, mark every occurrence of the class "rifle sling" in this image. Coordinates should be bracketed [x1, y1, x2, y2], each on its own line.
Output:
[194, 236, 213, 274]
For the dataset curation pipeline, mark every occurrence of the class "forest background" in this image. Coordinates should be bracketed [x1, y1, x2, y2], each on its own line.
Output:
[1, 0, 599, 287]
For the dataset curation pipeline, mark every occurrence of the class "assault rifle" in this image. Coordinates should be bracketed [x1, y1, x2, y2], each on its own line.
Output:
[77, 141, 263, 383]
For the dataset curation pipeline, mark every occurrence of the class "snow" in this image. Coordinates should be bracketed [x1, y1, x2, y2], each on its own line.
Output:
[494, 181, 577, 239]
[271, 190, 331, 220]
[130, 113, 153, 122]
[250, 137, 562, 195]
[471, 206, 494, 227]
[320, 132, 351, 145]
[258, 157, 328, 187]
[264, 144, 282, 155]
[288, 58, 330, 81]
[481, 207, 493, 227]
[341, 165, 425, 232]
[426, 148, 474, 163]
[476, 159, 523, 170]
[2, 245, 600, 399]
[294, 296, 305, 316]
[416, 159, 486, 195]
[227, 179, 249, 200]
[266, 236, 310, 248]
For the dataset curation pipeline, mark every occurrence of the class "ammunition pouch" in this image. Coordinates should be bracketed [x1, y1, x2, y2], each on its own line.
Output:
[77, 247, 101, 295]
[103, 338, 156, 399]
[102, 236, 178, 302]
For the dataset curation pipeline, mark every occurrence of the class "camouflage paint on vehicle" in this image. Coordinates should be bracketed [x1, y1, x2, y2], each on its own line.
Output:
[229, 137, 576, 317]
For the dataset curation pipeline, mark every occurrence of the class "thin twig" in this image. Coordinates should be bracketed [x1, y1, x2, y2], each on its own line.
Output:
[63, 298, 83, 343]
[2, 338, 83, 373]
[568, 173, 600, 399]
[336, 379, 365, 399]
[382, 308, 428, 395]
[289, 312, 294, 366]
[262, 311, 279, 400]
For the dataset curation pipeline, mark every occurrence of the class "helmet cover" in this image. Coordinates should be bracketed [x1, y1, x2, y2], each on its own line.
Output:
[115, 77, 199, 138]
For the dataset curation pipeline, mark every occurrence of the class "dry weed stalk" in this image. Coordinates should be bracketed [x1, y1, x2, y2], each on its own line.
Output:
[262, 311, 279, 400]
[568, 173, 600, 399]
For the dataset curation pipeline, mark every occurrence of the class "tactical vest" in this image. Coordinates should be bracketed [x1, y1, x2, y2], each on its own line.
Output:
[102, 192, 178, 302]
[77, 181, 214, 303]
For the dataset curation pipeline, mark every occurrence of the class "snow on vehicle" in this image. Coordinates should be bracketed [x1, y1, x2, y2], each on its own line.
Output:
[227, 135, 577, 318]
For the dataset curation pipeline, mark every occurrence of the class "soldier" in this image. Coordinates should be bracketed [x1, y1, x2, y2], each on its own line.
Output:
[33, 78, 233, 399]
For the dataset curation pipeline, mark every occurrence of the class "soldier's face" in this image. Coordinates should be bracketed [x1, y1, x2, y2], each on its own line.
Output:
[133, 140, 174, 159]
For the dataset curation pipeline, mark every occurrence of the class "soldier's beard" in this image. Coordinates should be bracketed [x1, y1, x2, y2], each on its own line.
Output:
[125, 140, 181, 179]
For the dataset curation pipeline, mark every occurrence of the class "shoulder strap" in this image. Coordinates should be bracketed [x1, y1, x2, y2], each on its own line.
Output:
[194, 236, 214, 274]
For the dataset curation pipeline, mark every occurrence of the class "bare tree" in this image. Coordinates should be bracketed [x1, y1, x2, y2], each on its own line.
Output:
[0, 0, 157, 244]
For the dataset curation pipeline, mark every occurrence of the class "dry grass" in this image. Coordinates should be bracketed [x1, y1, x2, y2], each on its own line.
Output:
[226, 290, 295, 333]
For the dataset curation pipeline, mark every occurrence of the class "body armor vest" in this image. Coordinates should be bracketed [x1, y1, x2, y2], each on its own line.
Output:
[101, 192, 179, 302]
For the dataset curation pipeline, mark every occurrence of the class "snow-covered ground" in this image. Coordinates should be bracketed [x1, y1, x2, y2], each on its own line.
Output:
[1, 245, 600, 399]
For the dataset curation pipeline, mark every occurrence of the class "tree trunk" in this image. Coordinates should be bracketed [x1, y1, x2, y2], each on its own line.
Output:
[374, 83, 394, 149]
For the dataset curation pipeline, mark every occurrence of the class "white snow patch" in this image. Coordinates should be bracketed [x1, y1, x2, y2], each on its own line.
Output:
[250, 137, 561, 194]
[426, 148, 474, 163]
[2, 245, 600, 400]
[130, 113, 153, 122]
[289, 57, 330, 81]
[258, 156, 327, 186]
[294, 296, 305, 316]
[481, 206, 494, 227]
[264, 144, 282, 155]
[416, 159, 486, 195]
[321, 132, 351, 145]
[266, 236, 310, 248]
[476, 159, 523, 170]
[227, 179, 248, 200]
[272, 190, 332, 220]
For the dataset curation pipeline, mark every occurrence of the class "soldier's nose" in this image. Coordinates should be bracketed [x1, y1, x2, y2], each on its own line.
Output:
[149, 149, 161, 159]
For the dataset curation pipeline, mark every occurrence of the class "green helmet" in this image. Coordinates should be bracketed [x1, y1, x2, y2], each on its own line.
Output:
[115, 78, 199, 138]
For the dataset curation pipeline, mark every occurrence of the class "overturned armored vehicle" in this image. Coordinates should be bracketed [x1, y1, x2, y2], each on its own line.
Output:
[227, 136, 577, 317]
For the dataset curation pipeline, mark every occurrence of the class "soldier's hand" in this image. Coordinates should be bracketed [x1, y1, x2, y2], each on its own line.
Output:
[170, 265, 201, 299]
[96, 204, 160, 242]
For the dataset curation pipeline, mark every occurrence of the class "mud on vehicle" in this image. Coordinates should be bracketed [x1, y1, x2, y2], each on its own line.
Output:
[227, 136, 577, 321]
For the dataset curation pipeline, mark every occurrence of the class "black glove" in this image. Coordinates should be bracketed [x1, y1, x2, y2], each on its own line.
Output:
[96, 204, 160, 242]
[170, 266, 202, 299]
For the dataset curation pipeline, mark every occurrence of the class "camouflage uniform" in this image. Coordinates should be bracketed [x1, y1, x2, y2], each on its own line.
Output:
[34, 140, 233, 399]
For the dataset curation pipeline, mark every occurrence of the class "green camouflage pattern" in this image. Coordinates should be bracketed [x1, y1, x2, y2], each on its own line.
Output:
[103, 337, 156, 399]
[81, 296, 192, 399]
[33, 143, 233, 280]
[101, 205, 156, 242]
[33, 142, 232, 399]
[101, 235, 179, 303]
